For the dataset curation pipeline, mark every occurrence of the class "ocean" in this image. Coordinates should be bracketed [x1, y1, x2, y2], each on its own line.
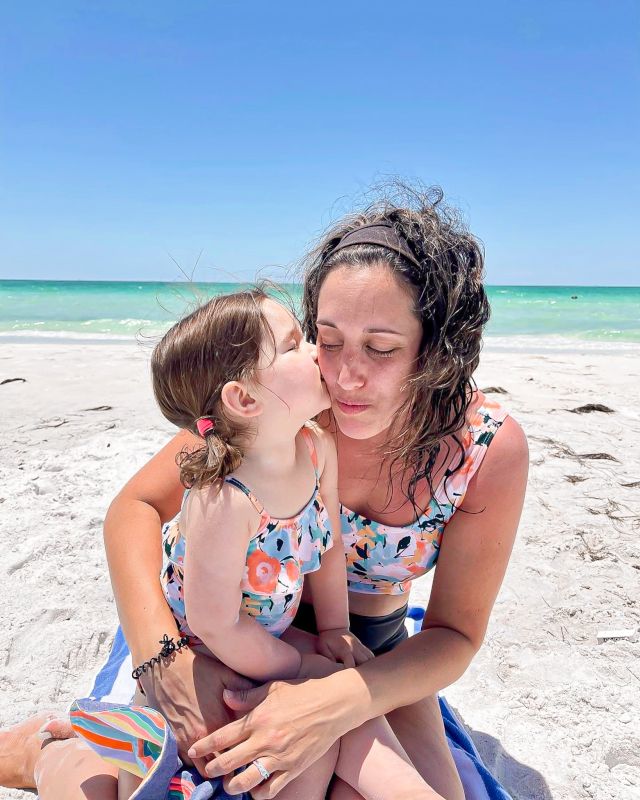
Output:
[1, 280, 639, 349]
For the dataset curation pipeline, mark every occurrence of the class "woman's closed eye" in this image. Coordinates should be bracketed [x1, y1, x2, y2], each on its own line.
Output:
[367, 346, 396, 357]
[320, 341, 396, 358]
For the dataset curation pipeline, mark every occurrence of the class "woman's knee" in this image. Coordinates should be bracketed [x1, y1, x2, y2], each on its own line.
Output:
[35, 738, 118, 800]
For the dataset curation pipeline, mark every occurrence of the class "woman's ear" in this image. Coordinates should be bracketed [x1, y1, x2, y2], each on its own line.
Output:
[220, 381, 262, 419]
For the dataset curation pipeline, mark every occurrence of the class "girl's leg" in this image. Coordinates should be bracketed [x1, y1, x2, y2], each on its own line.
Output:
[385, 697, 464, 800]
[333, 716, 444, 800]
[270, 741, 339, 800]
[282, 631, 442, 800]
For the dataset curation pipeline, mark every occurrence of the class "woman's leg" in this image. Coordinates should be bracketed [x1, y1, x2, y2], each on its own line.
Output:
[36, 738, 119, 800]
[0, 714, 118, 800]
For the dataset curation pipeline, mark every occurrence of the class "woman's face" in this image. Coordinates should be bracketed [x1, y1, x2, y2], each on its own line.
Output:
[316, 264, 423, 440]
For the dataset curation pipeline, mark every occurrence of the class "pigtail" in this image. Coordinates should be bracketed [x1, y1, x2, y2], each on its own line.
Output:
[178, 421, 244, 489]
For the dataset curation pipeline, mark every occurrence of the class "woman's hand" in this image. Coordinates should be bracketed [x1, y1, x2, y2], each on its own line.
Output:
[189, 674, 359, 798]
[316, 628, 374, 667]
[139, 647, 253, 776]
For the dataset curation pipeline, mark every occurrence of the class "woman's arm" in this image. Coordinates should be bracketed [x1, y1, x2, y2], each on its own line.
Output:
[354, 415, 529, 714]
[183, 484, 303, 682]
[104, 429, 195, 663]
[190, 417, 528, 797]
[103, 430, 252, 771]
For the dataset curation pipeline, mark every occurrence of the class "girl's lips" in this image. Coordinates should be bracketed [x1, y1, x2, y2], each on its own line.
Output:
[335, 400, 370, 415]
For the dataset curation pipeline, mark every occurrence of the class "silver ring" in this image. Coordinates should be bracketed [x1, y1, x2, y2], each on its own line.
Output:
[252, 758, 271, 781]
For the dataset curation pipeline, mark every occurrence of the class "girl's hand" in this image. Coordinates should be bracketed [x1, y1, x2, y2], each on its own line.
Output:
[139, 647, 253, 776]
[317, 627, 375, 667]
[189, 676, 357, 798]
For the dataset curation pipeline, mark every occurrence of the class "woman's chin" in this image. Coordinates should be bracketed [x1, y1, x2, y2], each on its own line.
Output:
[333, 408, 390, 440]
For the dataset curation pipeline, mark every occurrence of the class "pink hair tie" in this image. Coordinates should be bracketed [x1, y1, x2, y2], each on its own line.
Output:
[196, 417, 215, 438]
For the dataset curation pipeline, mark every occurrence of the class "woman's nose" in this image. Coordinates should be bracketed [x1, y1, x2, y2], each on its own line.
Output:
[336, 357, 365, 390]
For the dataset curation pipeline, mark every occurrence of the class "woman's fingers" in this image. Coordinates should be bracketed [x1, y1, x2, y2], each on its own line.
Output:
[203, 740, 260, 778]
[222, 759, 278, 796]
[187, 717, 248, 761]
[250, 772, 290, 800]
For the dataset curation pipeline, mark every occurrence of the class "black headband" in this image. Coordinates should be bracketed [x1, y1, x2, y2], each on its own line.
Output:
[327, 222, 421, 269]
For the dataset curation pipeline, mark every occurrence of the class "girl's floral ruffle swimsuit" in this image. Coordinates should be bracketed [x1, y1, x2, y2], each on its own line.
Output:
[161, 426, 333, 639]
[342, 396, 509, 595]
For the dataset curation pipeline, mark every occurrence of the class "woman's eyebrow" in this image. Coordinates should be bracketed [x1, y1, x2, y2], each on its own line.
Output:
[316, 319, 404, 336]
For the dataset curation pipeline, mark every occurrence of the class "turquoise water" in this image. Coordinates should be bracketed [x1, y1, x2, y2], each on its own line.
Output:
[0, 280, 639, 344]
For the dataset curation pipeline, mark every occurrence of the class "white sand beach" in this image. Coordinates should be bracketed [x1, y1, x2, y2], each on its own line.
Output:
[1, 340, 639, 800]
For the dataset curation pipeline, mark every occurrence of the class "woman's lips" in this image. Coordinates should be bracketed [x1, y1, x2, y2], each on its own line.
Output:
[335, 400, 370, 415]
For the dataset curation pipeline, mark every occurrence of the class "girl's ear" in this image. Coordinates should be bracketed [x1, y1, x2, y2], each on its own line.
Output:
[220, 381, 262, 419]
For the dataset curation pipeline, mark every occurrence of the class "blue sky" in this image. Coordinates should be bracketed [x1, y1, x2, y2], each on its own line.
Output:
[1, 1, 638, 285]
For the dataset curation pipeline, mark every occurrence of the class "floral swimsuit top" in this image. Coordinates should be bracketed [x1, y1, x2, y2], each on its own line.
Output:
[161, 426, 333, 639]
[342, 396, 509, 596]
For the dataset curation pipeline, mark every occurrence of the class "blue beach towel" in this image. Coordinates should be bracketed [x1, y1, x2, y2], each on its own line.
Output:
[77, 611, 511, 799]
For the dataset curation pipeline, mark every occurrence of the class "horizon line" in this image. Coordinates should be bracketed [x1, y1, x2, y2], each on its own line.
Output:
[1, 278, 639, 290]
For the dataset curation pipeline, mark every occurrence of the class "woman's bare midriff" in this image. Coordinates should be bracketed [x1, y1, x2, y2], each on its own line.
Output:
[346, 590, 410, 617]
[300, 583, 409, 617]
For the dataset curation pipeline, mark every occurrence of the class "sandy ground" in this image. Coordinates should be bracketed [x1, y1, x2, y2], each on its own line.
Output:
[0, 340, 639, 800]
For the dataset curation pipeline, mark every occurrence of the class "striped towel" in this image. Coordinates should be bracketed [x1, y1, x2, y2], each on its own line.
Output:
[72, 610, 511, 799]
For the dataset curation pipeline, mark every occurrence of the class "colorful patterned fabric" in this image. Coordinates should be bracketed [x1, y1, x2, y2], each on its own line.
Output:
[343, 397, 508, 595]
[69, 699, 225, 799]
[162, 426, 333, 638]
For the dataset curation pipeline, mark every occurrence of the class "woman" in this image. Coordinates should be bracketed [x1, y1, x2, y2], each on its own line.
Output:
[1, 185, 527, 800]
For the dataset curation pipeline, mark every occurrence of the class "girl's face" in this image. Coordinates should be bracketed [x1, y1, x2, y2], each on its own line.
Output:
[316, 265, 423, 440]
[255, 299, 331, 426]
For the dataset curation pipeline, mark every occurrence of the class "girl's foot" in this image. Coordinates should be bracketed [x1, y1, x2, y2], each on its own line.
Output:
[0, 713, 73, 789]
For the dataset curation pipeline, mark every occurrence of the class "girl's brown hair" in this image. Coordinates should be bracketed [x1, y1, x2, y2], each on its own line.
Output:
[151, 289, 274, 489]
[301, 182, 489, 511]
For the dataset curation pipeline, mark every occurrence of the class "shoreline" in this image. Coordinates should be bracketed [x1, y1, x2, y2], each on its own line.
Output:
[2, 332, 640, 356]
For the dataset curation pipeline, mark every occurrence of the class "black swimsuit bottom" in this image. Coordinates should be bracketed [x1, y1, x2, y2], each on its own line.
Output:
[294, 601, 409, 656]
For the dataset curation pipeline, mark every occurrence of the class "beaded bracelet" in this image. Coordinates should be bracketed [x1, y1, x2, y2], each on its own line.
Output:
[131, 633, 190, 681]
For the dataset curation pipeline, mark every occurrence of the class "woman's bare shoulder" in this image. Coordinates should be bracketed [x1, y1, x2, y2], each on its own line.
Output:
[469, 413, 528, 494]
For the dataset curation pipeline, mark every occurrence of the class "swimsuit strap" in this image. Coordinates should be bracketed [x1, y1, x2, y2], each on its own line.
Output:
[300, 426, 320, 484]
[225, 428, 319, 521]
[224, 477, 266, 516]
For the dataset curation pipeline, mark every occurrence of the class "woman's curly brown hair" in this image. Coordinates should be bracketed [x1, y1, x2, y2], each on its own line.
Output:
[301, 182, 490, 512]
